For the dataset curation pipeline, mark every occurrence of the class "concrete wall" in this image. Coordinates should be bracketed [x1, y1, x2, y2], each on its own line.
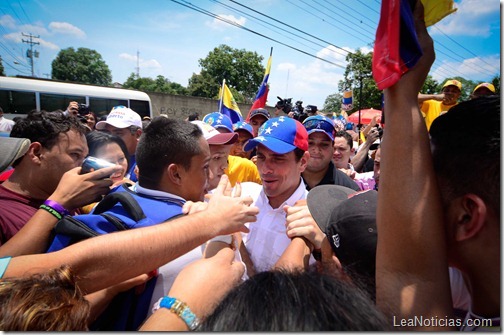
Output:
[147, 92, 276, 120]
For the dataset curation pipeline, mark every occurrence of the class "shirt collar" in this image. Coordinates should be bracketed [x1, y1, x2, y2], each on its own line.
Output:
[133, 183, 186, 203]
[258, 178, 307, 210]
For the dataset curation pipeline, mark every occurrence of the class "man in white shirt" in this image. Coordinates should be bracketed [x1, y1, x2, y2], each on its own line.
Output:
[239, 116, 314, 274]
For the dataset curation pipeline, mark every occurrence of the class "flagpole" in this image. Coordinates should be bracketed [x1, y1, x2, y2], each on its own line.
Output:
[218, 79, 225, 113]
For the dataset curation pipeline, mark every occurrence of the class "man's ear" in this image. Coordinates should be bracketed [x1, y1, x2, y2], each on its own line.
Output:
[167, 163, 182, 185]
[454, 194, 487, 242]
[27, 142, 43, 165]
[299, 151, 310, 173]
[135, 128, 142, 140]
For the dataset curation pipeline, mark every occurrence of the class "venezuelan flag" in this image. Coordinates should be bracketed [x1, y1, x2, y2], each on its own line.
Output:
[246, 48, 272, 121]
[372, 0, 456, 90]
[219, 81, 243, 123]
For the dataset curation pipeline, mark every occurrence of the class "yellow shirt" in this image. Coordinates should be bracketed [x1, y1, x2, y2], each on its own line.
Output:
[421, 100, 457, 130]
[225, 155, 262, 187]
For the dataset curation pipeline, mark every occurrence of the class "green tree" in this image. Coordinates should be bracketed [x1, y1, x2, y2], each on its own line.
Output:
[0, 56, 5, 76]
[188, 45, 265, 102]
[323, 92, 343, 114]
[123, 73, 188, 95]
[420, 75, 439, 94]
[337, 49, 381, 114]
[51, 47, 112, 86]
[491, 75, 500, 95]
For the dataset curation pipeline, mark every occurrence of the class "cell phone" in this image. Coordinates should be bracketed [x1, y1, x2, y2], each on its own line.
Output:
[81, 156, 115, 174]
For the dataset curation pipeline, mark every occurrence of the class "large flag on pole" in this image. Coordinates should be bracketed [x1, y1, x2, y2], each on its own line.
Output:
[246, 48, 273, 122]
[218, 79, 243, 123]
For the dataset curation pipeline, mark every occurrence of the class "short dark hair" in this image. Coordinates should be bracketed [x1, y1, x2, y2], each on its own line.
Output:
[85, 131, 130, 172]
[293, 147, 305, 162]
[334, 130, 353, 149]
[136, 117, 203, 189]
[200, 270, 389, 331]
[430, 96, 500, 215]
[10, 110, 86, 151]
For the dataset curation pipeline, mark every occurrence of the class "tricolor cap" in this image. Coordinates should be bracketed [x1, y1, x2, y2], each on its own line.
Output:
[243, 116, 308, 154]
[303, 115, 336, 141]
[473, 82, 495, 93]
[95, 105, 142, 130]
[191, 121, 237, 145]
[442, 79, 462, 91]
[233, 121, 254, 138]
[202, 112, 234, 133]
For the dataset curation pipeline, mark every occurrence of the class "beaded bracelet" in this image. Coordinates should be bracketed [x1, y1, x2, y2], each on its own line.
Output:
[160, 296, 200, 330]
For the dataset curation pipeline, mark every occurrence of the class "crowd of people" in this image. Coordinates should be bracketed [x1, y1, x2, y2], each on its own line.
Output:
[0, 2, 500, 331]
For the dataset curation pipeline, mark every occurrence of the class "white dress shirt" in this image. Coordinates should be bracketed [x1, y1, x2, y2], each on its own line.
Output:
[240, 179, 314, 272]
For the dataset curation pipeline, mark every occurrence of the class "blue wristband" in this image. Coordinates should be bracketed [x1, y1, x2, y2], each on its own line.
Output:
[160, 296, 200, 330]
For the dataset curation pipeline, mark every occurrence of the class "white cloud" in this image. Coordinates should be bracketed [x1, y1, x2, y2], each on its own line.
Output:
[119, 53, 137, 61]
[119, 53, 161, 69]
[38, 38, 59, 50]
[49, 22, 86, 38]
[270, 47, 352, 107]
[431, 54, 500, 82]
[0, 15, 16, 29]
[18, 23, 49, 36]
[3, 32, 23, 43]
[205, 14, 246, 30]
[431, 0, 500, 37]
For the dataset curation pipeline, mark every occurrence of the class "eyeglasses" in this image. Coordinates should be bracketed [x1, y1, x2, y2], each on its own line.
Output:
[303, 119, 335, 137]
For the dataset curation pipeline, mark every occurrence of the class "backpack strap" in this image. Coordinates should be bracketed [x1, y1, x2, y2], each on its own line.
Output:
[94, 192, 147, 222]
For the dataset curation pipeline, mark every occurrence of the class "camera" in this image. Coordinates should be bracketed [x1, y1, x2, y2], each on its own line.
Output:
[78, 103, 89, 116]
[81, 156, 116, 174]
[275, 96, 292, 114]
[375, 124, 383, 139]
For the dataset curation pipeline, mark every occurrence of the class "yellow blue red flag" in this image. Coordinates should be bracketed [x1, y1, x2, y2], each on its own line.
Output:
[246, 48, 273, 121]
[218, 80, 243, 123]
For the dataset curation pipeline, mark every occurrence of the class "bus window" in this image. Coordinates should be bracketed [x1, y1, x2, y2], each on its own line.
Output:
[130, 99, 150, 118]
[0, 90, 36, 115]
[40, 93, 85, 112]
[89, 98, 127, 118]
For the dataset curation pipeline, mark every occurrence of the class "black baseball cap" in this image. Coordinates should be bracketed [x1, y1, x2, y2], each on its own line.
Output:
[307, 185, 378, 281]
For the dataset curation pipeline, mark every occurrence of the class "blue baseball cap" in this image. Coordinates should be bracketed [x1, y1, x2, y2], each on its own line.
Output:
[243, 116, 308, 154]
[303, 115, 336, 141]
[203, 112, 233, 133]
[233, 121, 254, 138]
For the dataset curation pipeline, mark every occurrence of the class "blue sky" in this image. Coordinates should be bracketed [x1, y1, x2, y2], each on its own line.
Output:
[0, 0, 500, 109]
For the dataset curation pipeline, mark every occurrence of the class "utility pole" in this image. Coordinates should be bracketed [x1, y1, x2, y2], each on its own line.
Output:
[22, 32, 40, 77]
[135, 50, 140, 78]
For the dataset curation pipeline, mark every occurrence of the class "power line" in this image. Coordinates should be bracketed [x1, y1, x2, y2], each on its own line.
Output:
[288, 0, 371, 45]
[209, 0, 348, 59]
[356, 0, 380, 15]
[432, 25, 499, 71]
[17, 0, 32, 25]
[171, 0, 347, 68]
[311, 0, 377, 37]
[229, 0, 352, 55]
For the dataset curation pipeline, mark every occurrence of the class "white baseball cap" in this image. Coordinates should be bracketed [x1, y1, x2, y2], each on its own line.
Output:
[95, 106, 142, 130]
[191, 121, 237, 145]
